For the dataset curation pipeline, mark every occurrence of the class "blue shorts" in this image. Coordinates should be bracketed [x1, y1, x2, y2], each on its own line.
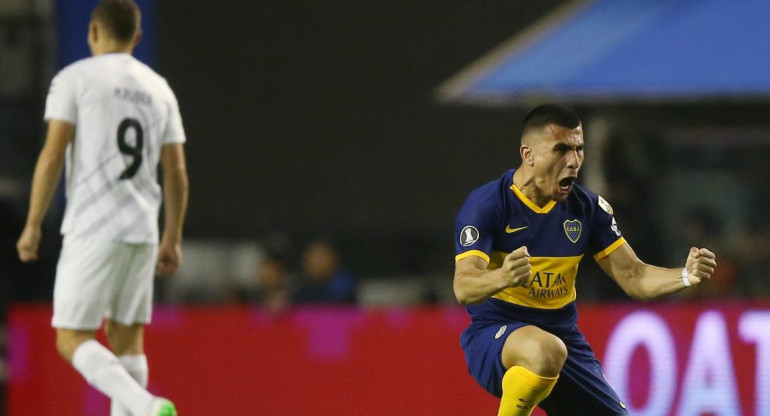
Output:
[461, 300, 629, 415]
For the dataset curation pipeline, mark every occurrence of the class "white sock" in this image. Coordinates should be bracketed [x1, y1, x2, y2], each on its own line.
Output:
[111, 355, 149, 416]
[71, 340, 154, 415]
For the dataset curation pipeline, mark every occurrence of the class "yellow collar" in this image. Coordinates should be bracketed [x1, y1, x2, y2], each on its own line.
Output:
[510, 183, 556, 214]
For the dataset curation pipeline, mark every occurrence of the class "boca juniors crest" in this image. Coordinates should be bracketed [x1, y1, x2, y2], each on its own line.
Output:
[563, 219, 582, 243]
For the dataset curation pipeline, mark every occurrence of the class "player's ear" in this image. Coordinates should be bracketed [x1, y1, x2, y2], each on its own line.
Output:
[132, 29, 143, 48]
[520, 145, 534, 166]
[88, 22, 98, 43]
[87, 23, 98, 54]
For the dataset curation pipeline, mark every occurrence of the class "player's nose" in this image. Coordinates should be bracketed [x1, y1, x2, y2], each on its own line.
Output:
[566, 150, 582, 170]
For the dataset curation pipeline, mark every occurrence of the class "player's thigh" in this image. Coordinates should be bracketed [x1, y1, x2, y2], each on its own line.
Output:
[461, 322, 529, 397]
[502, 325, 567, 376]
[52, 236, 125, 330]
[106, 242, 157, 329]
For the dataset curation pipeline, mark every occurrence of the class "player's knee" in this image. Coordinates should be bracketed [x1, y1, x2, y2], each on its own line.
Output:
[540, 336, 567, 374]
[55, 336, 70, 361]
[524, 334, 567, 376]
[55, 330, 82, 362]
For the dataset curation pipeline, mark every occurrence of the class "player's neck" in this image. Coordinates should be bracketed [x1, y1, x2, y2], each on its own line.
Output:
[513, 168, 552, 208]
[92, 42, 134, 56]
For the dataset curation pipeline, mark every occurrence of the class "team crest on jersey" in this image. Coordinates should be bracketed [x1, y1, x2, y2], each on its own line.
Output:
[563, 219, 582, 243]
[494, 325, 507, 339]
[459, 226, 480, 246]
[598, 195, 614, 214]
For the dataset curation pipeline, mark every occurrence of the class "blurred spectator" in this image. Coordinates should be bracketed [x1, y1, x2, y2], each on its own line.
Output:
[255, 253, 293, 313]
[252, 234, 295, 313]
[735, 149, 770, 299]
[735, 221, 770, 299]
[293, 240, 357, 304]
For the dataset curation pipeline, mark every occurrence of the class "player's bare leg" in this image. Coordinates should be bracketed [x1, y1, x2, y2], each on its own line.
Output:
[497, 325, 566, 416]
[106, 320, 144, 355]
[56, 328, 97, 362]
[56, 327, 173, 415]
[106, 320, 149, 415]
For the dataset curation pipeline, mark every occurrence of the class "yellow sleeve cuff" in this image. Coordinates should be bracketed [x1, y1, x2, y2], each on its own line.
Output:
[455, 250, 490, 263]
[594, 237, 627, 261]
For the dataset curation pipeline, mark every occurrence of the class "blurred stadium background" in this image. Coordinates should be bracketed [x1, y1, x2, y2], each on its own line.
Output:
[2, 0, 770, 414]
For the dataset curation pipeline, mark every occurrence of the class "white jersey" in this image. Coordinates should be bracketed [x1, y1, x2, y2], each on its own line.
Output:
[44, 53, 186, 243]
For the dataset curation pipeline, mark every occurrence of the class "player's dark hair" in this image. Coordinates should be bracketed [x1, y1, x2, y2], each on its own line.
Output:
[522, 104, 581, 136]
[91, 0, 140, 44]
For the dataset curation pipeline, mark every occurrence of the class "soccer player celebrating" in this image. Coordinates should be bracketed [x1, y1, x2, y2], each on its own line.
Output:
[16, 1, 187, 415]
[453, 104, 716, 415]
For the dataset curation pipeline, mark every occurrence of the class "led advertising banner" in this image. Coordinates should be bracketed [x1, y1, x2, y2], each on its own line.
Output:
[6, 303, 770, 415]
[577, 303, 770, 416]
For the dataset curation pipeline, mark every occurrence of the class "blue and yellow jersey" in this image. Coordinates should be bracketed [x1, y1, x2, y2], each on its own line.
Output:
[455, 169, 625, 315]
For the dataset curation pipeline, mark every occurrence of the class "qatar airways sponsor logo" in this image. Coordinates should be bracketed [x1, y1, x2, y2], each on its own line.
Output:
[521, 271, 570, 299]
[603, 310, 770, 416]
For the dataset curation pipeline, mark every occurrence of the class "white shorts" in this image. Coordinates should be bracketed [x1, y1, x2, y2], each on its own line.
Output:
[52, 235, 157, 330]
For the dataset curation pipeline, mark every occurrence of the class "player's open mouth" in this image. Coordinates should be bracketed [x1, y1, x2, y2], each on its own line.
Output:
[558, 177, 576, 193]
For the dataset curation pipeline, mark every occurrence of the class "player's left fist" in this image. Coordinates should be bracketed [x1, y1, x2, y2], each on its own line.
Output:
[684, 247, 717, 286]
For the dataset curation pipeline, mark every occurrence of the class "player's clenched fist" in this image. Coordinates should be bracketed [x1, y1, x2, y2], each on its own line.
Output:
[684, 247, 717, 286]
[500, 246, 531, 287]
[17, 225, 42, 263]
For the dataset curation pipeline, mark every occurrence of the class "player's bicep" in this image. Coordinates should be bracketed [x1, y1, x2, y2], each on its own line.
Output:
[160, 143, 187, 173]
[455, 255, 489, 278]
[454, 255, 491, 296]
[597, 242, 642, 285]
[42, 120, 75, 158]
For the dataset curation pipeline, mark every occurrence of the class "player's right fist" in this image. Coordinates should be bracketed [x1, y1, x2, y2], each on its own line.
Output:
[500, 246, 531, 288]
[17, 225, 41, 263]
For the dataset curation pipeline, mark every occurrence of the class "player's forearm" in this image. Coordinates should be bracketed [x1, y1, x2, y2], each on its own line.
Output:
[24, 150, 65, 227]
[161, 166, 188, 243]
[622, 262, 688, 301]
[453, 269, 508, 305]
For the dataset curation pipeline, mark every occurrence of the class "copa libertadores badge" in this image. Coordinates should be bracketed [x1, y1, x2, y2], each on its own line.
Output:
[460, 226, 479, 246]
[563, 219, 582, 243]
